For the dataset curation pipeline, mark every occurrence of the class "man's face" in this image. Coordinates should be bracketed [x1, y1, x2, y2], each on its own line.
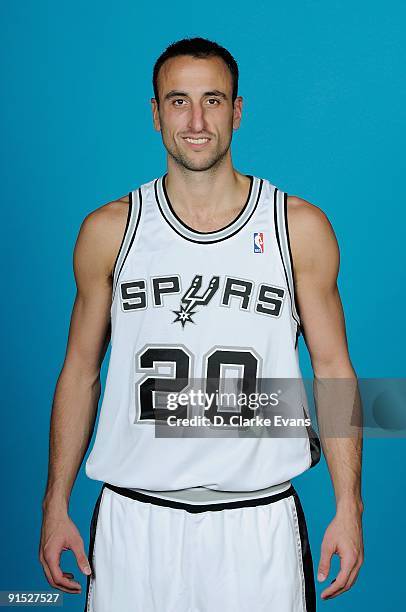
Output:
[151, 55, 242, 172]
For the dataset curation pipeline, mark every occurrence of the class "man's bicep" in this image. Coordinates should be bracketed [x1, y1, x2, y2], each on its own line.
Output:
[288, 199, 353, 374]
[297, 275, 350, 373]
[63, 211, 115, 379]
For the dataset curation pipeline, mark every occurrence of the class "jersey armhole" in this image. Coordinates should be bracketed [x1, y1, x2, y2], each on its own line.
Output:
[111, 188, 142, 302]
[274, 188, 302, 346]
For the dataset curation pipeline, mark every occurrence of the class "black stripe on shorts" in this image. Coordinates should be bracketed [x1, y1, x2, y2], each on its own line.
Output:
[292, 489, 317, 611]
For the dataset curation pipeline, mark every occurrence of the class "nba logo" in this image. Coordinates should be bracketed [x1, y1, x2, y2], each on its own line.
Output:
[253, 232, 264, 253]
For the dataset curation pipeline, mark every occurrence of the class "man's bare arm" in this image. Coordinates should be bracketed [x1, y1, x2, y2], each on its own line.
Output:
[288, 196, 364, 600]
[39, 196, 129, 593]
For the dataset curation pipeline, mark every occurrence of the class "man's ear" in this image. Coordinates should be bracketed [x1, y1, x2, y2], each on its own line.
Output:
[151, 98, 161, 132]
[232, 96, 243, 130]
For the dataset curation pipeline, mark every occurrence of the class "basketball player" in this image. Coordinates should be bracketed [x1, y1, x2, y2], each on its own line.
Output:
[39, 37, 364, 611]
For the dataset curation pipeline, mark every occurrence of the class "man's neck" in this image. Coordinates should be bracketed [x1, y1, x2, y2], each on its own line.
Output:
[164, 163, 251, 232]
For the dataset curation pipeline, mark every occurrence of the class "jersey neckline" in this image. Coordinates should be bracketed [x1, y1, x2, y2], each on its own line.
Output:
[154, 174, 263, 244]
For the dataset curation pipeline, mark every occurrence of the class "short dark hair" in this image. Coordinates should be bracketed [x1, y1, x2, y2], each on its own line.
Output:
[152, 37, 239, 106]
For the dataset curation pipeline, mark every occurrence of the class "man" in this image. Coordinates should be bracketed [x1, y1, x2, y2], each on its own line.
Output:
[39, 37, 364, 611]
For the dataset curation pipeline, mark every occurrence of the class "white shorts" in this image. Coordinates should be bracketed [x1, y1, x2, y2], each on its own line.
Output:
[84, 483, 316, 612]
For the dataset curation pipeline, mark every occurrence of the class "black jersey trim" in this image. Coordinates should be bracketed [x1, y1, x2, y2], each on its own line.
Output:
[273, 188, 301, 336]
[111, 192, 132, 283]
[154, 177, 264, 244]
[302, 405, 321, 469]
[284, 191, 303, 338]
[112, 188, 142, 302]
[104, 482, 294, 513]
[294, 325, 300, 349]
[292, 490, 317, 612]
[83, 486, 105, 612]
[309, 434, 322, 468]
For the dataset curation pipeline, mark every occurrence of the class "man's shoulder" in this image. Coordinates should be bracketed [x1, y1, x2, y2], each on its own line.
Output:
[285, 195, 339, 271]
[87, 193, 129, 221]
[80, 194, 131, 243]
[286, 194, 332, 237]
[75, 194, 132, 278]
[82, 174, 159, 231]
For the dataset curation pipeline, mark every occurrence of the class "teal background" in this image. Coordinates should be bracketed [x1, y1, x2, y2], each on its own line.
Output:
[1, 0, 405, 609]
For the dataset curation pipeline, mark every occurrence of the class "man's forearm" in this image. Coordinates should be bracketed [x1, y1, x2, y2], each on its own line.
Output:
[319, 434, 363, 511]
[42, 367, 100, 513]
[313, 366, 364, 512]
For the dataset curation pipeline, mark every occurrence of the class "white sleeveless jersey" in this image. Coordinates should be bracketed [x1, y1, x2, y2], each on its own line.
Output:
[85, 174, 321, 491]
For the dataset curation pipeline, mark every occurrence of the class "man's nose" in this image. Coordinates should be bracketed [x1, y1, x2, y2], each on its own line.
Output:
[188, 104, 205, 132]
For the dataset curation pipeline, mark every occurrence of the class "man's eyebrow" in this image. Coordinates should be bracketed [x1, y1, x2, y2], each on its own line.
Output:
[164, 90, 228, 100]
[204, 90, 228, 99]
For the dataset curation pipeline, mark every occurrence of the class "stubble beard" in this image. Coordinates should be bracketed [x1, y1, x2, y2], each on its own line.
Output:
[162, 132, 233, 172]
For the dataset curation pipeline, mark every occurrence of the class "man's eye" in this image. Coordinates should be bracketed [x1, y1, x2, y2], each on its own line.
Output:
[172, 98, 220, 106]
